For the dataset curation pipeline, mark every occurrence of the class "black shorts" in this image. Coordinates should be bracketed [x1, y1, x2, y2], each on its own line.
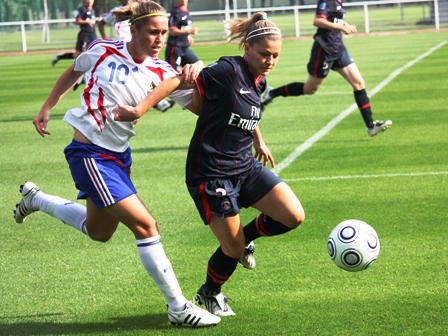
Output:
[187, 161, 283, 224]
[76, 31, 97, 52]
[307, 40, 353, 78]
[165, 45, 200, 71]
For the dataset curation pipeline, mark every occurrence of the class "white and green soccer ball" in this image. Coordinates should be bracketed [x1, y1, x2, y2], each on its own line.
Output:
[327, 220, 380, 272]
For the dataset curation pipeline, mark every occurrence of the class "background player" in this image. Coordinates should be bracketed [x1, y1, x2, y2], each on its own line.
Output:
[51, 0, 99, 67]
[14, 0, 219, 327]
[114, 12, 306, 317]
[261, 0, 392, 137]
[165, 0, 203, 72]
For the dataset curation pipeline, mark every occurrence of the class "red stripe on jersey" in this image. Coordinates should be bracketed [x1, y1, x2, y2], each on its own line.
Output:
[312, 45, 323, 77]
[97, 86, 107, 124]
[316, 14, 327, 19]
[199, 182, 212, 224]
[145, 66, 169, 82]
[360, 102, 371, 110]
[195, 77, 205, 99]
[83, 45, 128, 132]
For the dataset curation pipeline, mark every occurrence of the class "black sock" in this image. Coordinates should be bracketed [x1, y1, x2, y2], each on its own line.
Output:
[59, 53, 74, 60]
[354, 89, 374, 127]
[271, 82, 304, 98]
[204, 247, 239, 294]
[243, 214, 292, 244]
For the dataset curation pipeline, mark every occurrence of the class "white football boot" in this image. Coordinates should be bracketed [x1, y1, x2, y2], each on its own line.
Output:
[195, 285, 235, 316]
[239, 241, 256, 270]
[367, 120, 392, 137]
[14, 182, 41, 223]
[167, 300, 221, 327]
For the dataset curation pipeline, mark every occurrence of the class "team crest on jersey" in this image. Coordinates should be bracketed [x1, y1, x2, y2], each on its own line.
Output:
[132, 67, 139, 72]
[319, 2, 326, 10]
[221, 200, 231, 211]
[149, 82, 156, 90]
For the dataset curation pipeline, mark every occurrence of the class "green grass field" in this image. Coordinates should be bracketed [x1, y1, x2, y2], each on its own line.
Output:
[1, 30, 447, 335]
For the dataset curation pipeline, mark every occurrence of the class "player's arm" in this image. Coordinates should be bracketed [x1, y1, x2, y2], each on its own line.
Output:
[313, 16, 356, 35]
[253, 126, 275, 168]
[169, 26, 199, 36]
[114, 76, 196, 121]
[97, 18, 107, 39]
[34, 65, 85, 137]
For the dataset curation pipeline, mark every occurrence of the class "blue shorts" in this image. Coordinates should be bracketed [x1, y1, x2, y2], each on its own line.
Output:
[64, 140, 136, 208]
[76, 31, 97, 52]
[307, 40, 353, 78]
[165, 45, 200, 71]
[187, 161, 283, 224]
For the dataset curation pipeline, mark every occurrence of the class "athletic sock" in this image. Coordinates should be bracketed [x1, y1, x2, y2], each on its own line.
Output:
[59, 52, 74, 60]
[271, 82, 304, 98]
[32, 192, 88, 235]
[204, 247, 239, 294]
[354, 89, 374, 127]
[243, 214, 292, 244]
[137, 236, 187, 312]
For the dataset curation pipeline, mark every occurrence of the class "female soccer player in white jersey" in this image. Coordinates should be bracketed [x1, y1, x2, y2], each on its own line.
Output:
[114, 12, 306, 317]
[14, 0, 219, 328]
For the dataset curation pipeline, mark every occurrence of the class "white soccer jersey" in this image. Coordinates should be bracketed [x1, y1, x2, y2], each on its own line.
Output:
[63, 40, 192, 152]
[102, 5, 131, 42]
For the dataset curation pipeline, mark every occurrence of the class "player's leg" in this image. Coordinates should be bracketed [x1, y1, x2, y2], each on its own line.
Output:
[336, 47, 392, 136]
[195, 214, 242, 316]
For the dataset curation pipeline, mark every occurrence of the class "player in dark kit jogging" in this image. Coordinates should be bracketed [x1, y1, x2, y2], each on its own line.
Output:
[165, 0, 202, 71]
[261, 0, 392, 137]
[115, 12, 305, 317]
[51, 0, 99, 67]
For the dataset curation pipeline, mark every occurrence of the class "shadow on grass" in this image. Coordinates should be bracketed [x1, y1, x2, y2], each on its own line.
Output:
[0, 313, 173, 335]
[0, 114, 65, 123]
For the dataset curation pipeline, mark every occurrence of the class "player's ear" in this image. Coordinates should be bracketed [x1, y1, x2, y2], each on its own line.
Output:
[244, 42, 250, 56]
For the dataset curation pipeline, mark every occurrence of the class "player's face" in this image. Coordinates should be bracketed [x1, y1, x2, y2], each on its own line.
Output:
[244, 38, 282, 77]
[131, 16, 169, 58]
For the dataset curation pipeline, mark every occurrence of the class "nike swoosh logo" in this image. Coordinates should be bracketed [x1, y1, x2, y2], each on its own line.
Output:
[240, 88, 251, 94]
[182, 16, 187, 20]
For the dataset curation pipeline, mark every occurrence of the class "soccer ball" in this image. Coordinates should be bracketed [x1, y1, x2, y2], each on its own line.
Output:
[327, 220, 380, 272]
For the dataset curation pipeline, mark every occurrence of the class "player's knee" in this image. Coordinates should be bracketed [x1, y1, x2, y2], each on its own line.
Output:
[224, 241, 246, 259]
[89, 231, 114, 243]
[287, 207, 305, 229]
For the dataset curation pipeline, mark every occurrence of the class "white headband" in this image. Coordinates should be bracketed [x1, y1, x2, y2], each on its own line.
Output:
[246, 27, 282, 40]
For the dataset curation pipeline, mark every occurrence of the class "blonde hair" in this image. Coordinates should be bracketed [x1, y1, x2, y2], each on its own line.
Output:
[113, 0, 166, 29]
[225, 12, 282, 49]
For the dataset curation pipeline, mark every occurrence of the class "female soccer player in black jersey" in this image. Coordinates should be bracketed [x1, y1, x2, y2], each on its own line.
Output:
[261, 0, 392, 137]
[115, 12, 305, 317]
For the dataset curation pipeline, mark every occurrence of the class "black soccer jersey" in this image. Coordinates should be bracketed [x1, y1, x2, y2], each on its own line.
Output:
[186, 56, 267, 186]
[314, 0, 346, 59]
[167, 6, 192, 47]
[76, 5, 97, 34]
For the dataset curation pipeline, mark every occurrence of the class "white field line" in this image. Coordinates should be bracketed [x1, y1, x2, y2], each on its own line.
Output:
[273, 40, 447, 176]
[283, 171, 448, 182]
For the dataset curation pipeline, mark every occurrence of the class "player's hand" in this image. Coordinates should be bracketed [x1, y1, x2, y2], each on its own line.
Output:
[33, 109, 51, 137]
[341, 24, 356, 35]
[190, 27, 199, 35]
[179, 62, 203, 84]
[114, 103, 140, 121]
[253, 141, 275, 168]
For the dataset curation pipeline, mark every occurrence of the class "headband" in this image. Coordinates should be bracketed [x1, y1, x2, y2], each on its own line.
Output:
[131, 12, 167, 24]
[246, 27, 282, 40]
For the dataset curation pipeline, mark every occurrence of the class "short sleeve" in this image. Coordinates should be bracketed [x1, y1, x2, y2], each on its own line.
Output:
[73, 49, 94, 72]
[196, 59, 237, 101]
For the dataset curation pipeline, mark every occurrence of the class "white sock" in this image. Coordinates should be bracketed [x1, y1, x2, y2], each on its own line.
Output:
[32, 192, 88, 236]
[137, 236, 187, 312]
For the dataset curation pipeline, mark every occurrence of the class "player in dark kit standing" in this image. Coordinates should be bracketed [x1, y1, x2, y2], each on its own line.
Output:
[115, 12, 305, 317]
[261, 0, 392, 137]
[165, 0, 202, 71]
[52, 0, 99, 67]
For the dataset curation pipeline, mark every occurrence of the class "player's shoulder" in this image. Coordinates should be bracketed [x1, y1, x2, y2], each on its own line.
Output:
[86, 39, 124, 52]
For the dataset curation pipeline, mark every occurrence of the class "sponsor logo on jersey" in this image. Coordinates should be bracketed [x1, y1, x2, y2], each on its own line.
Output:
[239, 88, 251, 94]
[182, 15, 188, 20]
[228, 112, 260, 131]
